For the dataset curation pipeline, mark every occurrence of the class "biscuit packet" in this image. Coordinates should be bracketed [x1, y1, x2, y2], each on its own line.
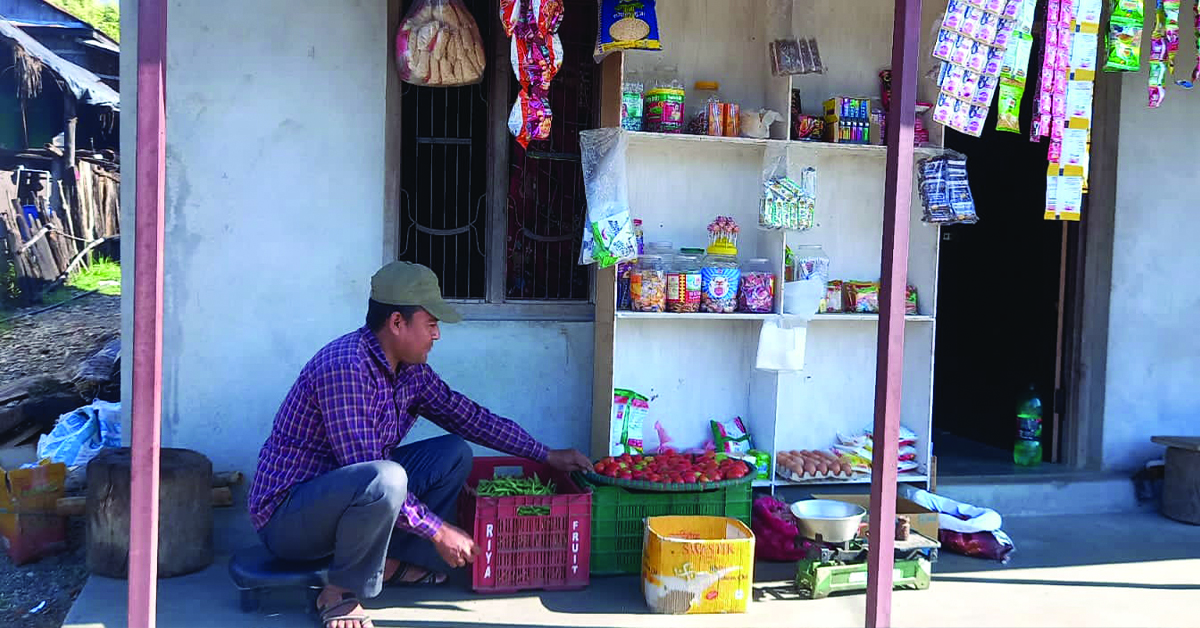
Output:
[594, 0, 662, 62]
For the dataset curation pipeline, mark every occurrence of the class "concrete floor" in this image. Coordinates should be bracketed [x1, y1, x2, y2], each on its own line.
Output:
[66, 512, 1200, 628]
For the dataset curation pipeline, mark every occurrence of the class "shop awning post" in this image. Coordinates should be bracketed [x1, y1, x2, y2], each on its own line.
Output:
[130, 0, 168, 626]
[867, 0, 922, 626]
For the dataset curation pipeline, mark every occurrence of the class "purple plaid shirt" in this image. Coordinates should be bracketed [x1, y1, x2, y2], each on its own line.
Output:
[248, 326, 548, 537]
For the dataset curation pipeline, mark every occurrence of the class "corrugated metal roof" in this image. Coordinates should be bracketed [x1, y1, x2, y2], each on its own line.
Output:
[0, 18, 118, 110]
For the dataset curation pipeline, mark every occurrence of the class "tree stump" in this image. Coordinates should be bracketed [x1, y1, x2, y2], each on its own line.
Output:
[1163, 446, 1200, 525]
[86, 447, 215, 578]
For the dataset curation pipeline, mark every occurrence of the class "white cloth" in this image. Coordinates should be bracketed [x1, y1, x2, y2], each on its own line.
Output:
[907, 488, 1003, 534]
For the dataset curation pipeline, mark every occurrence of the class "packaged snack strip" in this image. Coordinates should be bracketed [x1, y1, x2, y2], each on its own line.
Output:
[511, 32, 564, 93]
[944, 0, 968, 32]
[906, 285, 919, 315]
[1187, 0, 1200, 85]
[1077, 0, 1104, 24]
[712, 418, 753, 456]
[508, 89, 554, 148]
[1065, 80, 1094, 121]
[610, 388, 649, 456]
[1105, 13, 1144, 72]
[934, 28, 957, 60]
[1031, 0, 1065, 140]
[1148, 0, 1181, 107]
[594, 0, 662, 62]
[1070, 31, 1099, 73]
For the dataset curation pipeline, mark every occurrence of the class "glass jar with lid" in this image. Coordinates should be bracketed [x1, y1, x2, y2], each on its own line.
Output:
[791, 244, 830, 283]
[667, 253, 702, 312]
[738, 258, 776, 313]
[701, 252, 740, 313]
[631, 254, 667, 312]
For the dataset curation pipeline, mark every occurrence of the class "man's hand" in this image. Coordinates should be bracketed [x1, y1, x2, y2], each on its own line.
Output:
[431, 523, 480, 568]
[546, 448, 592, 473]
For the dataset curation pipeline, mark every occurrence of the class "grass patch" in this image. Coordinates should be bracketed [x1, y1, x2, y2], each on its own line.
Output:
[67, 257, 121, 295]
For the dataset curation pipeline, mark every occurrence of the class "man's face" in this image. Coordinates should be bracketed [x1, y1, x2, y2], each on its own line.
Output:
[385, 308, 441, 365]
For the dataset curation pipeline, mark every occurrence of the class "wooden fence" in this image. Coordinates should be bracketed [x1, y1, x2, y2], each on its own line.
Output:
[0, 159, 119, 302]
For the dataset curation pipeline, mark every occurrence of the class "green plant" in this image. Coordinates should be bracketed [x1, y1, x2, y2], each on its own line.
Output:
[48, 0, 119, 42]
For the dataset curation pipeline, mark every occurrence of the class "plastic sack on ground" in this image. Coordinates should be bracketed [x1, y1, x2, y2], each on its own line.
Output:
[36, 400, 121, 468]
[578, 129, 637, 268]
[907, 488, 1015, 562]
[395, 0, 486, 87]
[752, 495, 807, 561]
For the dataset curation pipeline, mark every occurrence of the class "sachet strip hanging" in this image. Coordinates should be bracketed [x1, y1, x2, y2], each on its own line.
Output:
[1148, 0, 1180, 107]
[1045, 0, 1099, 222]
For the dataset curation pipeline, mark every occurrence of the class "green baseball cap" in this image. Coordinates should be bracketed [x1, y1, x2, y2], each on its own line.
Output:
[370, 262, 462, 324]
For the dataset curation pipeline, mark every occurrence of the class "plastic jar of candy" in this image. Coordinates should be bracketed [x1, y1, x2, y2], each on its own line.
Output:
[643, 70, 685, 134]
[701, 253, 740, 313]
[738, 258, 776, 313]
[631, 254, 667, 312]
[666, 253, 702, 312]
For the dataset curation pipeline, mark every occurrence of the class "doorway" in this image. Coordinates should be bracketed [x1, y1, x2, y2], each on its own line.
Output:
[932, 102, 1078, 476]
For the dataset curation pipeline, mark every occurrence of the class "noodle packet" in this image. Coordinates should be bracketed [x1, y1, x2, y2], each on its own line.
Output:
[594, 0, 662, 62]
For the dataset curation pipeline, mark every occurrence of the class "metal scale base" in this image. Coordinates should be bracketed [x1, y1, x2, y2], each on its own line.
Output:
[793, 532, 938, 599]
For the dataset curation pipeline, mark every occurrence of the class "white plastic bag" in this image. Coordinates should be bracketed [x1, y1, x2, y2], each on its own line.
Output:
[395, 0, 486, 88]
[578, 129, 637, 268]
[36, 401, 121, 468]
[756, 318, 808, 372]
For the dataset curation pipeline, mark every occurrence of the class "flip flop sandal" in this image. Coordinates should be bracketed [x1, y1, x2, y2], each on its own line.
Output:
[383, 563, 448, 588]
[317, 592, 374, 628]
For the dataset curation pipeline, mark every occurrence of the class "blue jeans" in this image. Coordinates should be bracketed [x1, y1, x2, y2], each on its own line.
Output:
[259, 435, 472, 598]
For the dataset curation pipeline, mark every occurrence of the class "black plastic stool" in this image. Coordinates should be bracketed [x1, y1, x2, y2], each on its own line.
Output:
[228, 545, 330, 612]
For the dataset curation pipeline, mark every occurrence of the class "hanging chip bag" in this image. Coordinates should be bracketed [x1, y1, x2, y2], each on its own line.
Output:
[594, 0, 662, 62]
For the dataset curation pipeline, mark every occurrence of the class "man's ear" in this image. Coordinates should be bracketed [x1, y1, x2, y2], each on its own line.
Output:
[388, 311, 407, 333]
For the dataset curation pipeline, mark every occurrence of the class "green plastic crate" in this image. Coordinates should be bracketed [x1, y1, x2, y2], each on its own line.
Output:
[579, 476, 753, 575]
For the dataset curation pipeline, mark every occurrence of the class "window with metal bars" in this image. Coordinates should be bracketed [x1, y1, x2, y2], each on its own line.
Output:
[396, 0, 597, 311]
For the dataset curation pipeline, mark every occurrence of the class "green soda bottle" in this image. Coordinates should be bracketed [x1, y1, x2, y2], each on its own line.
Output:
[1014, 385, 1043, 466]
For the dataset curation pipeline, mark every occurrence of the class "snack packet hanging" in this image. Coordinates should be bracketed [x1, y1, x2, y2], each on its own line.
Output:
[395, 0, 487, 87]
[594, 0, 662, 62]
[1104, 0, 1145, 72]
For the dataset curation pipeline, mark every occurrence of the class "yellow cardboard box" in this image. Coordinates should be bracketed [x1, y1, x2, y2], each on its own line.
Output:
[0, 457, 67, 565]
[642, 516, 754, 614]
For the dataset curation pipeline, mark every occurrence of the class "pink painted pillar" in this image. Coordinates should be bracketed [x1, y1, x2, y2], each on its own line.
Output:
[866, 0, 922, 626]
[130, 0, 167, 626]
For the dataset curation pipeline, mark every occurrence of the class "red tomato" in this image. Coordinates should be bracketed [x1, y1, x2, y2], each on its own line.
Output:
[712, 471, 725, 481]
[619, 470, 633, 480]
[684, 475, 698, 483]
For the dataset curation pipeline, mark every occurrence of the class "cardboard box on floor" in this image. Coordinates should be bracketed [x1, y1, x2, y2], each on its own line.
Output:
[0, 445, 68, 565]
[812, 493, 939, 541]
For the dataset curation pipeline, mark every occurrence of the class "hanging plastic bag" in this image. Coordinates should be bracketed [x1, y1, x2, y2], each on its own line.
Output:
[578, 129, 637, 268]
[395, 0, 486, 88]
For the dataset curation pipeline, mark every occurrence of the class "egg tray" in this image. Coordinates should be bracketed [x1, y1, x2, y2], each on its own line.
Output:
[775, 467, 864, 484]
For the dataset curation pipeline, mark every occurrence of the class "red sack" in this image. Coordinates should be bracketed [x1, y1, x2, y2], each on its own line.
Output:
[752, 495, 807, 561]
[939, 529, 1014, 562]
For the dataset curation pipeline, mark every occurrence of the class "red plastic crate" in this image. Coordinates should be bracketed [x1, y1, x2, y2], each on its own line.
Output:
[458, 457, 591, 593]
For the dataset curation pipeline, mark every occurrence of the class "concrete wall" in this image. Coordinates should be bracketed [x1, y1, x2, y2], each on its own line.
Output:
[1103, 73, 1200, 471]
[120, 0, 593, 546]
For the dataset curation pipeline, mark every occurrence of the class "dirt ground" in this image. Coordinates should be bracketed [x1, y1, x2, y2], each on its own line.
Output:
[0, 292, 120, 384]
[1, 291, 120, 627]
[0, 521, 89, 628]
